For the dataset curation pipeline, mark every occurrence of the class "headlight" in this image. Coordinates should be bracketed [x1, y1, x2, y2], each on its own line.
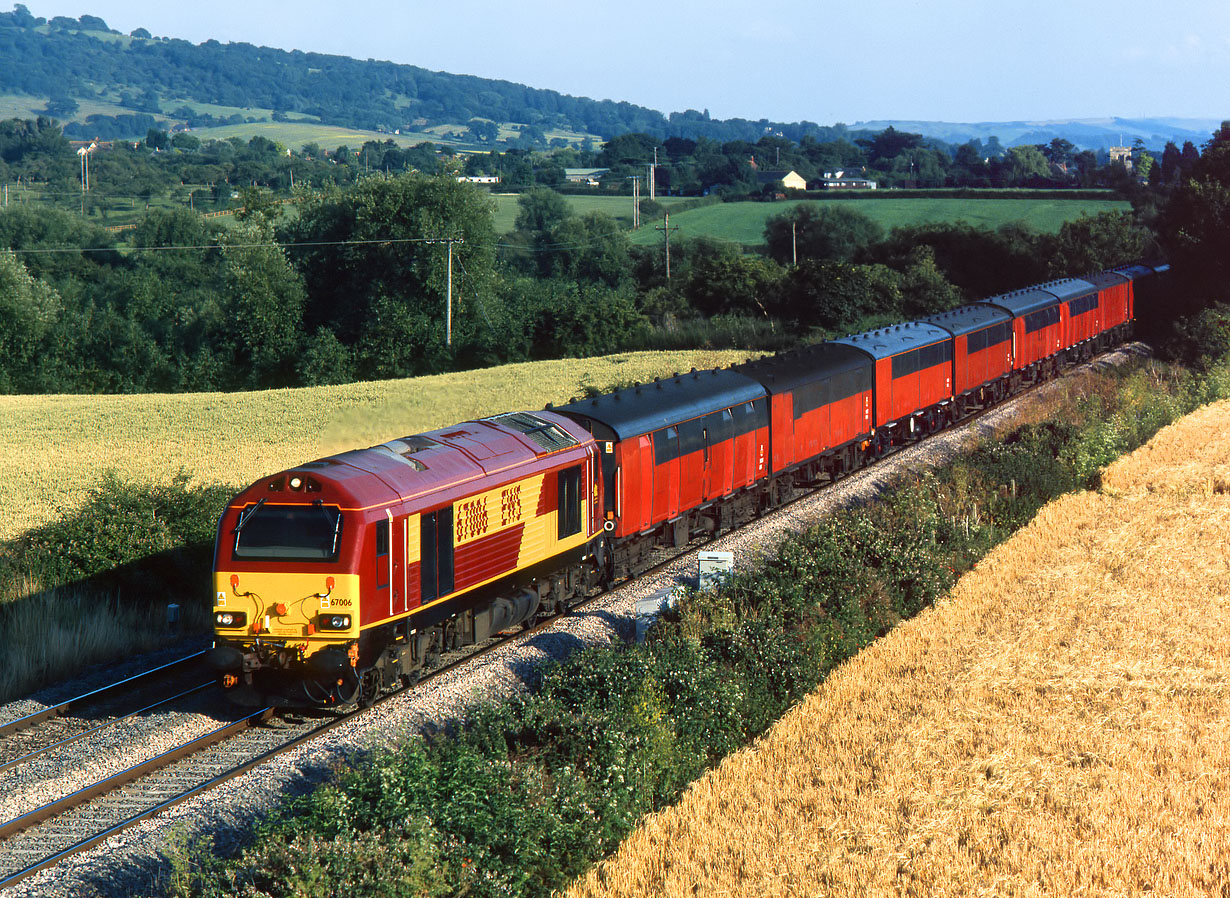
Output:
[318, 614, 352, 630]
[215, 611, 247, 628]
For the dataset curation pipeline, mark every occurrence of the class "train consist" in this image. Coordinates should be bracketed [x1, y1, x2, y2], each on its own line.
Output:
[209, 263, 1161, 707]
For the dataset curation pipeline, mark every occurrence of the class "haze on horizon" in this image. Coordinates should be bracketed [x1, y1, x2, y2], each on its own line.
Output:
[13, 0, 1229, 127]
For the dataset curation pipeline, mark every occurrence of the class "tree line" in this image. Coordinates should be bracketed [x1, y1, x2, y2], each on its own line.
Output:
[4, 116, 1228, 396]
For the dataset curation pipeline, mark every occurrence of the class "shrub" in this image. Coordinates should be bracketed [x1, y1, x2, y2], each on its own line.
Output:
[3, 471, 230, 597]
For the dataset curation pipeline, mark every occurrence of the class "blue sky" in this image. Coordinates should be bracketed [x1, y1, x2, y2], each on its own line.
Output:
[16, 0, 1230, 125]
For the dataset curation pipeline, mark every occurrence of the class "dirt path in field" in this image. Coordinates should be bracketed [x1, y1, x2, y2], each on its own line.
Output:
[568, 400, 1230, 898]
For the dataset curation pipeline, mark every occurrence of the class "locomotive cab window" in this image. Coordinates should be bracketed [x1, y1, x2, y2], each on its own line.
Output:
[233, 502, 343, 562]
[558, 465, 583, 539]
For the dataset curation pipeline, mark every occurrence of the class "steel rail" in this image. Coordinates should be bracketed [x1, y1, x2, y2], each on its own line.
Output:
[0, 707, 274, 843]
[0, 682, 214, 776]
[0, 651, 207, 740]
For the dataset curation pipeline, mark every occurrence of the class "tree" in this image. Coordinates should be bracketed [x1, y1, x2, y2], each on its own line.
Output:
[1158, 122, 1230, 319]
[219, 219, 306, 387]
[771, 259, 902, 331]
[286, 172, 498, 361]
[1047, 212, 1154, 279]
[43, 95, 78, 118]
[540, 212, 632, 287]
[763, 203, 883, 265]
[858, 126, 923, 166]
[0, 250, 60, 391]
[1161, 141, 1182, 184]
[1003, 145, 1051, 184]
[1043, 137, 1076, 168]
[683, 251, 782, 318]
[466, 119, 499, 144]
[514, 187, 570, 233]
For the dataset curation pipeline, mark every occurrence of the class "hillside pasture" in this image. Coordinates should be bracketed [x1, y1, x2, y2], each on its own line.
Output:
[625, 195, 1132, 248]
[0, 350, 754, 542]
[569, 399, 1230, 898]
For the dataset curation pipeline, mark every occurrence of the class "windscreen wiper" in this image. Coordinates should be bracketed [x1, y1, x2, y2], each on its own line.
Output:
[234, 497, 266, 535]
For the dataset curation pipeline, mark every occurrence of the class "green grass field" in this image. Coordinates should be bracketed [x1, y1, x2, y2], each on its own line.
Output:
[626, 196, 1132, 248]
[491, 193, 692, 233]
[0, 349, 756, 542]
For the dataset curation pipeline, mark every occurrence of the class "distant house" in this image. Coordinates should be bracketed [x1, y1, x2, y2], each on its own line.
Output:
[754, 169, 807, 191]
[821, 170, 878, 190]
[564, 167, 610, 186]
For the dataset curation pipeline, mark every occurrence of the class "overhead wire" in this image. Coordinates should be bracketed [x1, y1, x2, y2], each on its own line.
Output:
[1, 229, 647, 257]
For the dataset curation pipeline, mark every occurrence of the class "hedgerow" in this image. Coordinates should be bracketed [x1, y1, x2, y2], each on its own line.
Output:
[162, 351, 1230, 898]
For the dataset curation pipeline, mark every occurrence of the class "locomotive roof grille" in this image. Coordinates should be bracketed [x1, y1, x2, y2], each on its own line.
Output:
[487, 412, 579, 452]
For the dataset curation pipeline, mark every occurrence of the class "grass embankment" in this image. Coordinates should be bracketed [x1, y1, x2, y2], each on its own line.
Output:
[625, 196, 1131, 248]
[157, 355, 1230, 898]
[570, 404, 1230, 896]
[0, 350, 753, 702]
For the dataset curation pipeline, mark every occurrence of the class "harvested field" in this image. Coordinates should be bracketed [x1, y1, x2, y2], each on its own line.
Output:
[0, 350, 752, 541]
[569, 400, 1230, 897]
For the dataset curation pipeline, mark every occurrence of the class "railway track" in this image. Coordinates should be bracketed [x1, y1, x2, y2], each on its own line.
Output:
[0, 595, 622, 891]
[0, 345, 1147, 892]
[0, 537, 699, 893]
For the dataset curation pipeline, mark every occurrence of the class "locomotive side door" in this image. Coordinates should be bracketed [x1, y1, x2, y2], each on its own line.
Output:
[386, 510, 408, 618]
[420, 506, 455, 604]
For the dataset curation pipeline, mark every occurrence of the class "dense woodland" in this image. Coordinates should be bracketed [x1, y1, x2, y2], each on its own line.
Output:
[9, 111, 1230, 395]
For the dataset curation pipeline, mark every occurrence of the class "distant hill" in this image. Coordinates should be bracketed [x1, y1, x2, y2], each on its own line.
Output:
[0, 7, 852, 147]
[0, 7, 1219, 152]
[850, 117, 1223, 151]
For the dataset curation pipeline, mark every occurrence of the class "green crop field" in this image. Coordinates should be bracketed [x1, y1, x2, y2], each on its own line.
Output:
[0, 349, 757, 542]
[626, 196, 1132, 248]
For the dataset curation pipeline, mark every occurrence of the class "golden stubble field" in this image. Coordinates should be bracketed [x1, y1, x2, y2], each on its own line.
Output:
[569, 400, 1230, 897]
[0, 350, 754, 541]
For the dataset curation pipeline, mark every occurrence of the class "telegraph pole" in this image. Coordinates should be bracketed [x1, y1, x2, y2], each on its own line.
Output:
[627, 176, 641, 229]
[656, 213, 679, 279]
[791, 220, 797, 266]
[650, 147, 658, 199]
[426, 236, 464, 346]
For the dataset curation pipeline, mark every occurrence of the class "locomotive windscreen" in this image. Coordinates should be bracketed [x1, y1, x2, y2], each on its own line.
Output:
[232, 503, 343, 561]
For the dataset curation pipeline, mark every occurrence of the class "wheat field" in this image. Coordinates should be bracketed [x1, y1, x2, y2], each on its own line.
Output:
[569, 400, 1230, 897]
[0, 350, 754, 541]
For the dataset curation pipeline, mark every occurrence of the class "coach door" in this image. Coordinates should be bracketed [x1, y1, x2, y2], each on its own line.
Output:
[420, 507, 455, 604]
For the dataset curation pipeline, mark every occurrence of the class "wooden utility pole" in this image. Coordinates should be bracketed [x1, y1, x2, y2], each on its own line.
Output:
[426, 236, 464, 346]
[656, 213, 679, 279]
[791, 220, 797, 266]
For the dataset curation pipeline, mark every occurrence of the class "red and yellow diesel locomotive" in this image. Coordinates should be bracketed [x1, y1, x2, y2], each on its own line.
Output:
[209, 263, 1161, 707]
[210, 411, 605, 706]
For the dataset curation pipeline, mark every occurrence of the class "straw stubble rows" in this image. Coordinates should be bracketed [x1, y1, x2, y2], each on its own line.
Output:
[570, 400, 1230, 897]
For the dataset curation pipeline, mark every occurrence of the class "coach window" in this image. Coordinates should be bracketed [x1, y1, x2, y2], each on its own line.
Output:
[558, 465, 583, 539]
